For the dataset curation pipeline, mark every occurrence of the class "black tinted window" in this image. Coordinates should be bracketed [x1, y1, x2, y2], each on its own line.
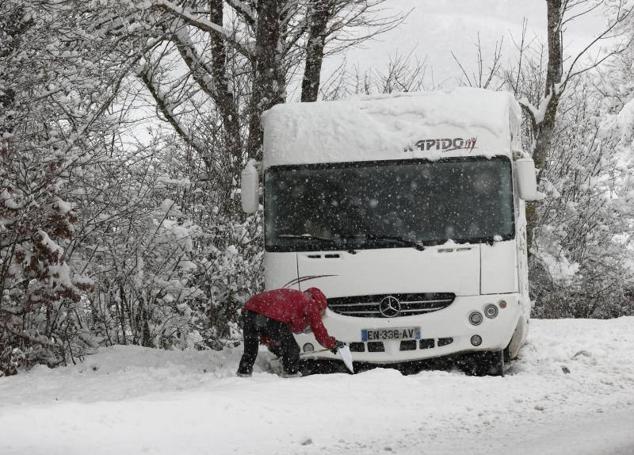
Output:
[265, 157, 514, 251]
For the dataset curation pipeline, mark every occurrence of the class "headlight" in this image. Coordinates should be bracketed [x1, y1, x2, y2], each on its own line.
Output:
[469, 311, 483, 326]
[484, 304, 499, 319]
[302, 343, 315, 353]
[470, 335, 482, 346]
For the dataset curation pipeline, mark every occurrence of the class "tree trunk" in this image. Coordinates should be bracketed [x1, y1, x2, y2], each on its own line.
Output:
[533, 0, 564, 180]
[527, 0, 565, 254]
[533, 92, 561, 180]
[0, 4, 31, 134]
[209, 0, 242, 164]
[246, 0, 285, 160]
[209, 0, 244, 214]
[545, 0, 563, 93]
[301, 0, 334, 102]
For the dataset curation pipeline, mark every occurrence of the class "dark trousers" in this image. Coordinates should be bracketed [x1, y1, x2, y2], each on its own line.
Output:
[237, 310, 301, 375]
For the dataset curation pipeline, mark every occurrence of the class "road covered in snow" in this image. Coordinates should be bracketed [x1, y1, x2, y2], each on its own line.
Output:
[1, 317, 633, 455]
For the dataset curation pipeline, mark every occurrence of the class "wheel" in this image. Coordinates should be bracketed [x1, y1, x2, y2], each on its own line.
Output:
[460, 350, 506, 377]
[485, 350, 506, 376]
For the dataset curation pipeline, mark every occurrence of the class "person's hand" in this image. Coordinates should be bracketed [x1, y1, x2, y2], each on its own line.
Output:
[330, 340, 346, 354]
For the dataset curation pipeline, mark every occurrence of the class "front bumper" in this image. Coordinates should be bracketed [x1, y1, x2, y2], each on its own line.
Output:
[295, 293, 522, 363]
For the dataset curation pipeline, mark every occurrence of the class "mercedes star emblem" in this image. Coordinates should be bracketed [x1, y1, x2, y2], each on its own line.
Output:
[379, 296, 401, 318]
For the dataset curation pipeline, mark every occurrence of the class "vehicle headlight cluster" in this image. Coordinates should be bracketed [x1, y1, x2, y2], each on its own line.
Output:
[469, 301, 504, 326]
[467, 301, 507, 346]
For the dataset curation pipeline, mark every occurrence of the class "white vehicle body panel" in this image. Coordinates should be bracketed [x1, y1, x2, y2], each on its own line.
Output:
[480, 241, 518, 294]
[259, 88, 531, 363]
[296, 247, 481, 297]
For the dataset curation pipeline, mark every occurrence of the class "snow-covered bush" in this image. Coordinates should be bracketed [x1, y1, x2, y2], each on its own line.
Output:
[70, 135, 263, 352]
[192, 212, 263, 347]
[530, 76, 634, 318]
[0, 0, 121, 375]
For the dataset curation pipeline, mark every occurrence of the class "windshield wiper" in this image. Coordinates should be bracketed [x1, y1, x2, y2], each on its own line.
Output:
[278, 233, 336, 243]
[366, 234, 426, 251]
[278, 233, 359, 254]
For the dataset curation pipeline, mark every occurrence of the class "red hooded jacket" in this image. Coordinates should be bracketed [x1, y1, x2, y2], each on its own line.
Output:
[243, 287, 336, 349]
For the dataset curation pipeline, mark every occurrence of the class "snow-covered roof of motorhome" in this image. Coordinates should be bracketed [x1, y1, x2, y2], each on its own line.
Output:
[262, 87, 522, 168]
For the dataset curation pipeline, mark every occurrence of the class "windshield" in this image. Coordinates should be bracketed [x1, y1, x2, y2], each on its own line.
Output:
[265, 157, 514, 252]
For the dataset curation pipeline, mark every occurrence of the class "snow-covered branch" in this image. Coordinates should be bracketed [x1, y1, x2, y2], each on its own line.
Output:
[153, 0, 225, 34]
[225, 0, 256, 25]
[172, 28, 217, 99]
[561, 2, 633, 88]
[138, 65, 207, 157]
[152, 0, 253, 58]
[519, 93, 553, 126]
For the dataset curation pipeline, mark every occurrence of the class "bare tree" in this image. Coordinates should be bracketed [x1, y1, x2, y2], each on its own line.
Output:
[451, 34, 505, 90]
[318, 50, 431, 99]
[500, 0, 632, 255]
[519, 0, 632, 177]
[300, 0, 406, 101]
[498, 1, 634, 315]
[245, 0, 287, 159]
[301, 0, 336, 102]
[125, 0, 407, 201]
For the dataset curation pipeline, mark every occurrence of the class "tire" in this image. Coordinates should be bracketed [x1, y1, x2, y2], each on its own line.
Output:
[460, 350, 506, 377]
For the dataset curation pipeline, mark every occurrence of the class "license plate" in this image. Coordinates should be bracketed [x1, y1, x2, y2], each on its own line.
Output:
[361, 327, 421, 342]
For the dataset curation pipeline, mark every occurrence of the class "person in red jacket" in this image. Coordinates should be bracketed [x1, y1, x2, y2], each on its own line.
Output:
[237, 287, 342, 377]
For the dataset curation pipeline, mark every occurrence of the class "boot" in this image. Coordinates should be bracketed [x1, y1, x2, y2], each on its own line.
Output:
[236, 365, 253, 377]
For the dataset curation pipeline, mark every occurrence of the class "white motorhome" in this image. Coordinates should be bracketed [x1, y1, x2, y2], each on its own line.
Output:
[241, 88, 540, 375]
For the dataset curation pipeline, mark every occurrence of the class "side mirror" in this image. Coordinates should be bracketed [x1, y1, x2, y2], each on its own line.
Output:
[514, 158, 542, 201]
[241, 160, 259, 214]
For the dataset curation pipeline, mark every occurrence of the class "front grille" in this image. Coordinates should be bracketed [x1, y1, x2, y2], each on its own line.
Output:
[328, 293, 455, 318]
[400, 340, 417, 351]
[367, 341, 385, 352]
[350, 337, 453, 353]
[437, 337, 454, 347]
[419, 338, 435, 349]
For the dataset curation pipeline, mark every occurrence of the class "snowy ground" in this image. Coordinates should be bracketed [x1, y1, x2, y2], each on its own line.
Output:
[1, 318, 633, 455]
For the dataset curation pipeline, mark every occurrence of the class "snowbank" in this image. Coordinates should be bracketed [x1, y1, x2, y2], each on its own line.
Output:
[1, 318, 633, 455]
